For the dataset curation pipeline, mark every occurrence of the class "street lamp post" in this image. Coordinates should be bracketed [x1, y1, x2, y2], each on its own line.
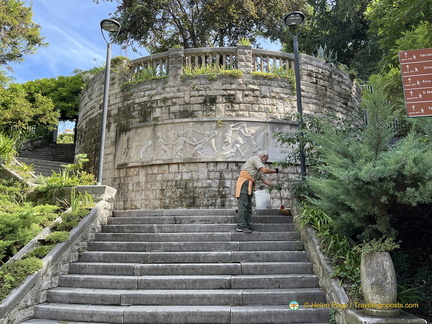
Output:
[97, 19, 121, 185]
[284, 11, 306, 178]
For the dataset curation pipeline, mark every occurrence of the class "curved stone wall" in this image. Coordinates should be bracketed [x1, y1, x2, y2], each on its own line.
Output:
[76, 46, 361, 210]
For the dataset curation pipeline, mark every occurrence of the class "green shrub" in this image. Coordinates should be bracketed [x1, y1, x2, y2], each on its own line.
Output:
[26, 244, 56, 259]
[56, 133, 74, 144]
[181, 65, 243, 81]
[44, 231, 69, 245]
[30, 154, 96, 206]
[0, 257, 43, 301]
[121, 65, 168, 90]
[51, 220, 78, 232]
[298, 203, 361, 291]
[0, 133, 17, 165]
[353, 237, 400, 254]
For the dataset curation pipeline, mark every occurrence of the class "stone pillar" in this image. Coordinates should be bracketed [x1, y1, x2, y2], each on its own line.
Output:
[236, 45, 253, 76]
[168, 47, 184, 81]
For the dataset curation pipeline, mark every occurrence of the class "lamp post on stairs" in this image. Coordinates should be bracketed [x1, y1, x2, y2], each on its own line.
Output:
[97, 18, 121, 185]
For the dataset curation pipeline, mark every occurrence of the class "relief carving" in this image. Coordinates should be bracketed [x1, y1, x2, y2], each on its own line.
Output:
[115, 120, 293, 167]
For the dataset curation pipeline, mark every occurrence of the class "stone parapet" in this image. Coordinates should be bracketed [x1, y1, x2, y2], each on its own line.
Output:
[76, 46, 361, 209]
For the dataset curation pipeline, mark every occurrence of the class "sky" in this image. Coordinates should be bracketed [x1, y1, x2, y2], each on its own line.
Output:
[10, 0, 146, 84]
[9, 0, 281, 133]
[10, 0, 282, 85]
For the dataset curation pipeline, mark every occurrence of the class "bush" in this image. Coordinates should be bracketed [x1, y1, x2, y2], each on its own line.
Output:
[57, 133, 74, 144]
[0, 258, 43, 301]
[0, 132, 17, 165]
[29, 154, 96, 206]
[44, 231, 69, 245]
[181, 65, 243, 81]
[302, 77, 432, 241]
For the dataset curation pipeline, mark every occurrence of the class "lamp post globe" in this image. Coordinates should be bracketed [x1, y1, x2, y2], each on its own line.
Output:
[283, 11, 305, 27]
[97, 19, 121, 185]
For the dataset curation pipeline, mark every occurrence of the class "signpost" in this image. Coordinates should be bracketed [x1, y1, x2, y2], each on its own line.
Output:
[399, 48, 432, 117]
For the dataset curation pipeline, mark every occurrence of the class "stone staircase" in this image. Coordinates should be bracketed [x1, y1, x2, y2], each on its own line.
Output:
[22, 209, 330, 324]
[18, 143, 76, 177]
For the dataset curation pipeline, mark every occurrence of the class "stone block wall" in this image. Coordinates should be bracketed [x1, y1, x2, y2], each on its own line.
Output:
[76, 46, 361, 210]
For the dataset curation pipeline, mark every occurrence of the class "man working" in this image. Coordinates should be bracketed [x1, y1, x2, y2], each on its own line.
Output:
[235, 151, 279, 233]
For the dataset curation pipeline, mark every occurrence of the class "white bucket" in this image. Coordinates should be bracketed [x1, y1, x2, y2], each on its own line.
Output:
[255, 190, 271, 209]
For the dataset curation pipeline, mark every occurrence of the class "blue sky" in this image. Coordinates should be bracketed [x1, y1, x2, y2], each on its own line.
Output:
[10, 0, 145, 84]
[11, 0, 281, 85]
[10, 1, 281, 133]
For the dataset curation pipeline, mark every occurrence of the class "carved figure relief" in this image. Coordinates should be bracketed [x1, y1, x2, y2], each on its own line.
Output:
[115, 119, 293, 167]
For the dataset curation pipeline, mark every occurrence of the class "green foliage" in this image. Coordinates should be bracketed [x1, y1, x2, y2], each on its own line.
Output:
[366, 0, 432, 67]
[0, 179, 27, 205]
[0, 132, 17, 164]
[70, 189, 94, 213]
[353, 237, 400, 254]
[392, 246, 432, 316]
[96, 0, 305, 53]
[238, 38, 251, 46]
[0, 84, 60, 137]
[56, 133, 74, 144]
[0, 257, 43, 302]
[0, 0, 47, 67]
[26, 244, 56, 259]
[313, 44, 356, 76]
[31, 154, 96, 206]
[181, 65, 243, 81]
[121, 65, 168, 91]
[298, 203, 361, 288]
[44, 231, 69, 245]
[303, 76, 432, 241]
[18, 74, 85, 121]
[0, 203, 59, 261]
[283, 0, 378, 80]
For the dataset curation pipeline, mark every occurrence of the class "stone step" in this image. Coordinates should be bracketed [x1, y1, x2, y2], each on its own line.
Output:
[113, 208, 287, 217]
[69, 261, 314, 276]
[17, 157, 67, 177]
[30, 304, 330, 323]
[58, 274, 320, 289]
[24, 209, 329, 324]
[47, 287, 326, 305]
[94, 231, 301, 242]
[19, 143, 75, 163]
[78, 250, 309, 263]
[86, 240, 303, 252]
[100, 223, 295, 233]
[107, 214, 294, 224]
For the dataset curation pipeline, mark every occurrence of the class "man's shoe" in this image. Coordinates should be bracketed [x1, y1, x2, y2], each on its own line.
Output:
[236, 226, 253, 234]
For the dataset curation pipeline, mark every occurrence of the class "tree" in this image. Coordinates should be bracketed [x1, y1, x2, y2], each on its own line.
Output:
[303, 76, 432, 241]
[0, 84, 59, 136]
[94, 0, 304, 53]
[21, 75, 85, 121]
[282, 0, 382, 80]
[366, 0, 432, 71]
[0, 0, 47, 85]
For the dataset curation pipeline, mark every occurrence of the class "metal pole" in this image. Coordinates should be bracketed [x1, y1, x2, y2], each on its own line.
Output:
[292, 34, 306, 178]
[97, 41, 112, 185]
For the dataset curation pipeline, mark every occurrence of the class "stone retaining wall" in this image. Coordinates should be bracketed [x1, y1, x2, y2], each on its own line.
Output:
[77, 46, 361, 210]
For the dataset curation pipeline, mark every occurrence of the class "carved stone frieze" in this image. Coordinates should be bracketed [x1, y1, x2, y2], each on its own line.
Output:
[115, 118, 295, 167]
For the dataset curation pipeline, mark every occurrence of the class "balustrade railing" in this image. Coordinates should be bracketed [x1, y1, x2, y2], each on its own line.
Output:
[128, 52, 169, 81]
[184, 47, 238, 70]
[126, 46, 295, 81]
[252, 49, 295, 73]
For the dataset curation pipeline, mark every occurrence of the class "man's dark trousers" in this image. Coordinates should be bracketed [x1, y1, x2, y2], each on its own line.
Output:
[237, 180, 253, 228]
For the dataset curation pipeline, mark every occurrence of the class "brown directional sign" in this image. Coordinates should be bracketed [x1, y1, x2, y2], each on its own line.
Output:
[399, 48, 432, 117]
